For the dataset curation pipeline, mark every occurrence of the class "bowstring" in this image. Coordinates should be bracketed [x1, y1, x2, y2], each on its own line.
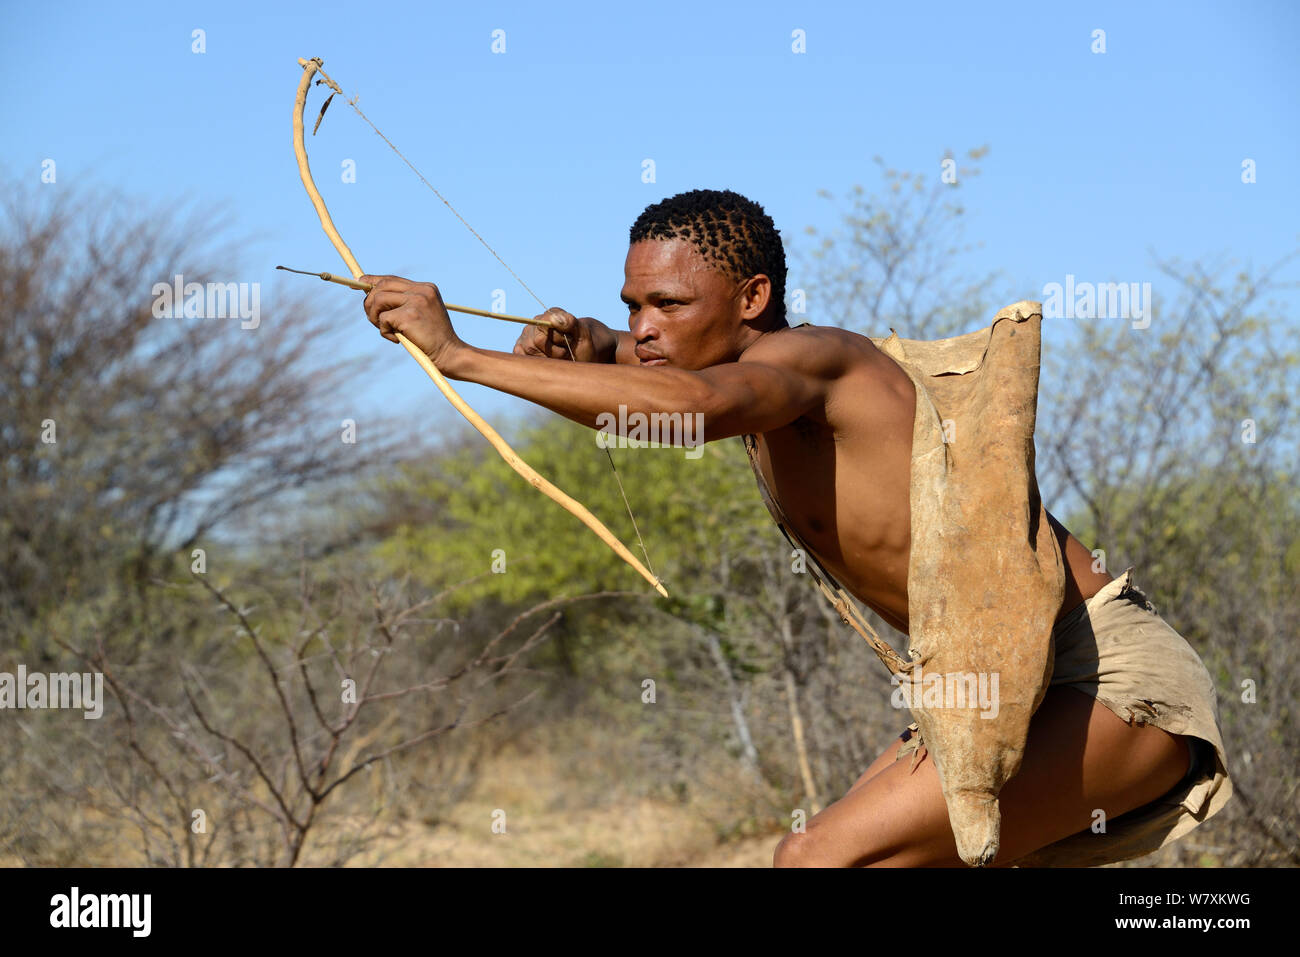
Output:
[311, 67, 659, 584]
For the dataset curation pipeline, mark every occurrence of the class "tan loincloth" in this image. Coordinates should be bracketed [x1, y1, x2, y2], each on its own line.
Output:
[896, 566, 1233, 866]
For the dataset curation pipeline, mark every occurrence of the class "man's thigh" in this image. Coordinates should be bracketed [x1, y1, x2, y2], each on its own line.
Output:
[774, 686, 1192, 867]
[844, 728, 914, 795]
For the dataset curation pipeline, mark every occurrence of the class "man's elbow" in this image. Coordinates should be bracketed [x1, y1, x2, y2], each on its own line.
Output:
[695, 389, 785, 441]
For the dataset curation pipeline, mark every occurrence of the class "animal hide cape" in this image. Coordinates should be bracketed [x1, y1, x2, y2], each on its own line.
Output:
[742, 300, 1065, 866]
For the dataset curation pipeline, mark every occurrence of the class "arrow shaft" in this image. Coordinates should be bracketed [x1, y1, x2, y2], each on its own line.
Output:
[276, 265, 558, 329]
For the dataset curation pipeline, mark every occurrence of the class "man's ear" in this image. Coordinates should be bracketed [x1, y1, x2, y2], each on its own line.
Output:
[737, 274, 772, 323]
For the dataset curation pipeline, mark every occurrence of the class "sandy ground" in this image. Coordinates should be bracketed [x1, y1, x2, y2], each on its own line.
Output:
[341, 746, 780, 868]
[351, 801, 776, 868]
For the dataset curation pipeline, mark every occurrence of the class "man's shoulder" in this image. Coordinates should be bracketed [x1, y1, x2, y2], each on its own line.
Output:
[740, 322, 881, 371]
[741, 324, 905, 400]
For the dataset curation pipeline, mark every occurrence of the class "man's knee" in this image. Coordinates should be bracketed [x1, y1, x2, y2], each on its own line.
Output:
[774, 821, 890, 868]
[773, 829, 826, 868]
[776, 826, 916, 868]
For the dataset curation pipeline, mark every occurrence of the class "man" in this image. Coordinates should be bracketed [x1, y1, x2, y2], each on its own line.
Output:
[361, 188, 1231, 867]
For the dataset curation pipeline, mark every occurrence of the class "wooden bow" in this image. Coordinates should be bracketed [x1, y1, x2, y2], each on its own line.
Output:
[292, 56, 667, 597]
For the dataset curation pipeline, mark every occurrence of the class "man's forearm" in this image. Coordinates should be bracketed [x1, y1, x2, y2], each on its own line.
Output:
[443, 343, 707, 431]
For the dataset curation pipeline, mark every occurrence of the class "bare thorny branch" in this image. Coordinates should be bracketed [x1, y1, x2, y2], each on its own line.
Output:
[70, 571, 649, 865]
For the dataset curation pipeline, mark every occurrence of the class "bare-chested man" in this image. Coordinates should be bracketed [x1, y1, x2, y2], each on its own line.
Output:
[361, 188, 1231, 867]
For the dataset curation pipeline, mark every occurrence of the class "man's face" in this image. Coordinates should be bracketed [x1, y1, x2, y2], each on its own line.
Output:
[620, 238, 763, 370]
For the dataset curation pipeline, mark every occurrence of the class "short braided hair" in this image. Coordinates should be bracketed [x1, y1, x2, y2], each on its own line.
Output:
[629, 188, 787, 325]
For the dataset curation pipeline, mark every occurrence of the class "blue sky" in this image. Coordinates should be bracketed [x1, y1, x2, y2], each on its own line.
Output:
[2, 0, 1297, 423]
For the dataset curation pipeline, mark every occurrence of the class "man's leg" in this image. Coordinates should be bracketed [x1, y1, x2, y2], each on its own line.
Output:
[843, 728, 915, 796]
[773, 686, 1192, 867]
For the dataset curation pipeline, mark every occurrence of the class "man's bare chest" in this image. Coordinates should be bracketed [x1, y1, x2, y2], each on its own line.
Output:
[747, 421, 914, 628]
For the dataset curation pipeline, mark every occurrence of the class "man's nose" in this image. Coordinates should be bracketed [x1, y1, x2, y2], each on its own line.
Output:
[628, 312, 658, 339]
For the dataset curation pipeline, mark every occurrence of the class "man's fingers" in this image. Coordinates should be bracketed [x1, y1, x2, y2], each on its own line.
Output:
[363, 288, 433, 346]
[363, 288, 409, 329]
[512, 318, 574, 358]
[359, 274, 415, 290]
[543, 310, 582, 357]
[514, 326, 550, 356]
[539, 307, 577, 332]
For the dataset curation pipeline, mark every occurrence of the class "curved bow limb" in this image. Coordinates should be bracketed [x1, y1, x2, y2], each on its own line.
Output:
[292, 57, 668, 597]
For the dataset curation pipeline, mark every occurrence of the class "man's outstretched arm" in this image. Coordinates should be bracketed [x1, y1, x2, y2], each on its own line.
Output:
[362, 276, 839, 442]
[459, 344, 832, 440]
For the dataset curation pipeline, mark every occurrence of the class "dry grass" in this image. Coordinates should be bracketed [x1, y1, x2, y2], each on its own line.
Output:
[313, 720, 783, 867]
